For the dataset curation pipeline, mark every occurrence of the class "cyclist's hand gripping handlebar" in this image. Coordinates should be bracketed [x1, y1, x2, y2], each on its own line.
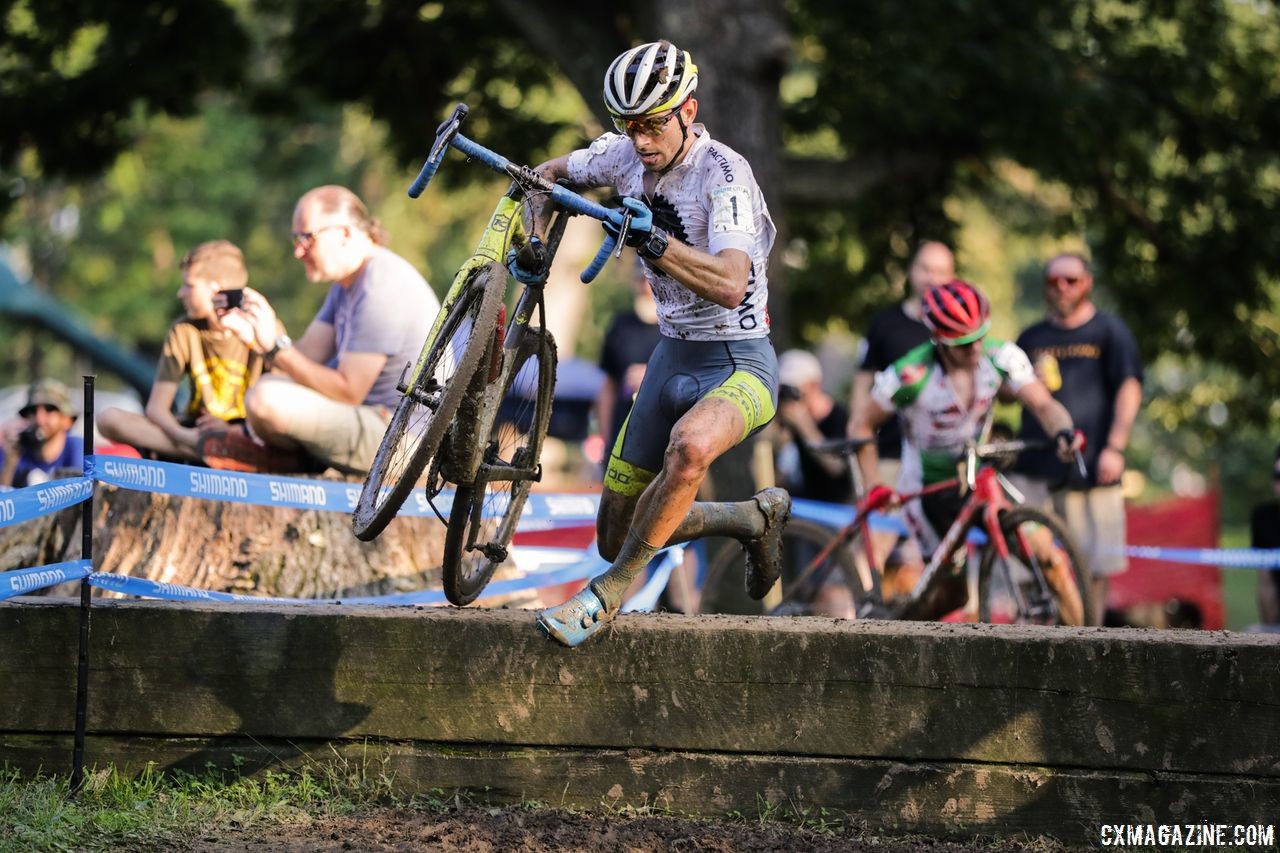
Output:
[1055, 429, 1088, 479]
[859, 484, 899, 514]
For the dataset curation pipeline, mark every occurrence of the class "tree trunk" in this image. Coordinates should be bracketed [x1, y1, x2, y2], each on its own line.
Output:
[0, 478, 449, 600]
[654, 0, 791, 344]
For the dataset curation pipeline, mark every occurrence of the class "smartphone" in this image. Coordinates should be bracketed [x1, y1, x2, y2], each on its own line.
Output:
[219, 288, 245, 310]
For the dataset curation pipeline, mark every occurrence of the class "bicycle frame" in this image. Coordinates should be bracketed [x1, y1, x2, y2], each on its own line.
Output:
[398, 102, 624, 402]
[792, 444, 1039, 616]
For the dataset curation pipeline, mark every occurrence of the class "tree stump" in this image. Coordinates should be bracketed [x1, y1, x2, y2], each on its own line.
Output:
[0, 476, 448, 600]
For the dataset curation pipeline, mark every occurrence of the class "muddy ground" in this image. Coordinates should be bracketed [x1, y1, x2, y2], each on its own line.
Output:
[186, 804, 1067, 852]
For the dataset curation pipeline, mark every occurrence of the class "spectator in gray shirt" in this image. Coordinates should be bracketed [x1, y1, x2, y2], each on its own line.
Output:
[205, 185, 440, 475]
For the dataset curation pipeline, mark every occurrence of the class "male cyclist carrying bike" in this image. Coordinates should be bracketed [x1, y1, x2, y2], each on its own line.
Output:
[526, 40, 787, 646]
[848, 280, 1086, 622]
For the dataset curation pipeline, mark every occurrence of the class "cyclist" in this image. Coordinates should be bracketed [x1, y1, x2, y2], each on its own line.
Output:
[848, 280, 1087, 622]
[526, 40, 787, 646]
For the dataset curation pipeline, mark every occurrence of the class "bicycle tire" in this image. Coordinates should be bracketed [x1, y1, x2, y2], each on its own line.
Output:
[977, 505, 1096, 626]
[441, 327, 556, 605]
[351, 264, 505, 540]
[702, 518, 873, 615]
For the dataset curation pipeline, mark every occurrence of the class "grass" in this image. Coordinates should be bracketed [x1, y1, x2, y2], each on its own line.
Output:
[1221, 523, 1262, 631]
[0, 755, 405, 853]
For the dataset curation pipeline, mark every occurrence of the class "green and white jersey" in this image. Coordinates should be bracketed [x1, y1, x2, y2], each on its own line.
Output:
[870, 340, 1035, 487]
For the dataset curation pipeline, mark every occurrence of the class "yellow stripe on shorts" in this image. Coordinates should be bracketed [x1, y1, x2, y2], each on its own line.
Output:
[705, 369, 776, 442]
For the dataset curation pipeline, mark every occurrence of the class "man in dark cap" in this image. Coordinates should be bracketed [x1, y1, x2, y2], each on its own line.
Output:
[1, 379, 84, 487]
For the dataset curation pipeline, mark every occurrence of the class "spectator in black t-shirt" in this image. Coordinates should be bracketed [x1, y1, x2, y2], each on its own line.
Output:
[1011, 252, 1144, 624]
[1250, 446, 1280, 626]
[847, 241, 954, 478]
[594, 266, 662, 462]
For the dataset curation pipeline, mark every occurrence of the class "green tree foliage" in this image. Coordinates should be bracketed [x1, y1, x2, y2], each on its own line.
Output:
[0, 0, 248, 200]
[256, 0, 579, 174]
[784, 0, 1280, 416]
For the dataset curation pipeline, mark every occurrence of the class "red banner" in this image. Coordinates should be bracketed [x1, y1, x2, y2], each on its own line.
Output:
[1112, 491, 1223, 629]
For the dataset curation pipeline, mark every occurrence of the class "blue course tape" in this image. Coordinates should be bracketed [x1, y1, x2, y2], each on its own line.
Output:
[1, 560, 93, 601]
[791, 497, 908, 536]
[85, 550, 612, 608]
[0, 478, 93, 529]
[1117, 545, 1280, 570]
[89, 572, 315, 604]
[86, 455, 599, 526]
[81, 549, 689, 610]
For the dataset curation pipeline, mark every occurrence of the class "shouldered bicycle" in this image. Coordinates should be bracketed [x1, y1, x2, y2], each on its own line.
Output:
[351, 103, 641, 605]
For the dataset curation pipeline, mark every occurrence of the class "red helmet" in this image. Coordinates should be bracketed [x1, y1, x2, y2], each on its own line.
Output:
[922, 280, 991, 345]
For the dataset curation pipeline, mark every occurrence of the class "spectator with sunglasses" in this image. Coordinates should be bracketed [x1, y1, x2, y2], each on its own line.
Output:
[0, 379, 84, 488]
[206, 185, 440, 475]
[527, 40, 786, 646]
[1011, 253, 1144, 624]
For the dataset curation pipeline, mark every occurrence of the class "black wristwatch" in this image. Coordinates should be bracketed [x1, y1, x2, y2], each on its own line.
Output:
[265, 333, 293, 365]
[637, 228, 669, 261]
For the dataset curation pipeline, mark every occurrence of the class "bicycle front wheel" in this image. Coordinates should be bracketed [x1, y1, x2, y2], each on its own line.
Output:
[442, 327, 556, 605]
[351, 264, 505, 540]
[977, 505, 1095, 626]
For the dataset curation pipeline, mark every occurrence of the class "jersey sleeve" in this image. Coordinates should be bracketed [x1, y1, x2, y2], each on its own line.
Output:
[154, 322, 194, 384]
[990, 340, 1036, 392]
[567, 133, 632, 188]
[702, 148, 766, 258]
[869, 366, 903, 413]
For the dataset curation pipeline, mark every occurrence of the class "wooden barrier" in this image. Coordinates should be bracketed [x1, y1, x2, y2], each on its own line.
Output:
[1, 599, 1277, 841]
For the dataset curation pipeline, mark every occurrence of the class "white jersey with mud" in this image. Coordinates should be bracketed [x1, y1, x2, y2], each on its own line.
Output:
[871, 340, 1036, 487]
[567, 125, 776, 341]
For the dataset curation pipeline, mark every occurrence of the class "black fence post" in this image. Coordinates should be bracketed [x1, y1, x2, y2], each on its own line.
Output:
[70, 375, 95, 793]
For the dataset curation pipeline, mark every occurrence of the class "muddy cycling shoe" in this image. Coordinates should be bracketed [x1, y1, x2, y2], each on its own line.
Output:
[535, 586, 612, 647]
[744, 487, 792, 600]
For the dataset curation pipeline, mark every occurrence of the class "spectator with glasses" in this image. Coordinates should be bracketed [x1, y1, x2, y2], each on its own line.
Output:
[1010, 252, 1143, 624]
[205, 185, 440, 474]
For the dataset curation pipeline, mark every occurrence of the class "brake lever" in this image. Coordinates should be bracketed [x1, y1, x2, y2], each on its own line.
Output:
[614, 210, 633, 258]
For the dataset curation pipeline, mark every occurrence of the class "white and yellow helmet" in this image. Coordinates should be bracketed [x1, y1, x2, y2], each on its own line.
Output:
[603, 41, 699, 118]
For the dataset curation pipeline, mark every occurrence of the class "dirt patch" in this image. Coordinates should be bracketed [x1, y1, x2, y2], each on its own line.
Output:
[185, 804, 1064, 852]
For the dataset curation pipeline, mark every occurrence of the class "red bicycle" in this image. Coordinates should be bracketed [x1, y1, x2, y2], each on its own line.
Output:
[753, 436, 1095, 626]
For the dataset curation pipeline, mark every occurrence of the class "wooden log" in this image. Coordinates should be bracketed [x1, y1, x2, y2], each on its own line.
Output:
[2, 601, 1277, 779]
[0, 479, 449, 599]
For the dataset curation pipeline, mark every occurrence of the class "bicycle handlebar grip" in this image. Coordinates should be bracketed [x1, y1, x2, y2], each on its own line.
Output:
[581, 234, 618, 283]
[409, 103, 470, 198]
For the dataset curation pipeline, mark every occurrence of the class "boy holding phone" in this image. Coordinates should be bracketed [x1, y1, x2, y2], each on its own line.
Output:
[98, 240, 276, 463]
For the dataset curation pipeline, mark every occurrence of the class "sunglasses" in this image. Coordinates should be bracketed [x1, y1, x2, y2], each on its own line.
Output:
[612, 109, 678, 137]
[291, 223, 346, 250]
[1045, 274, 1084, 287]
[19, 404, 63, 417]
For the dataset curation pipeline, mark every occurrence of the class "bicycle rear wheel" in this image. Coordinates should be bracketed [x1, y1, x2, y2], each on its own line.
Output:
[351, 264, 505, 540]
[702, 519, 874, 615]
[442, 327, 556, 605]
[977, 505, 1095, 626]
